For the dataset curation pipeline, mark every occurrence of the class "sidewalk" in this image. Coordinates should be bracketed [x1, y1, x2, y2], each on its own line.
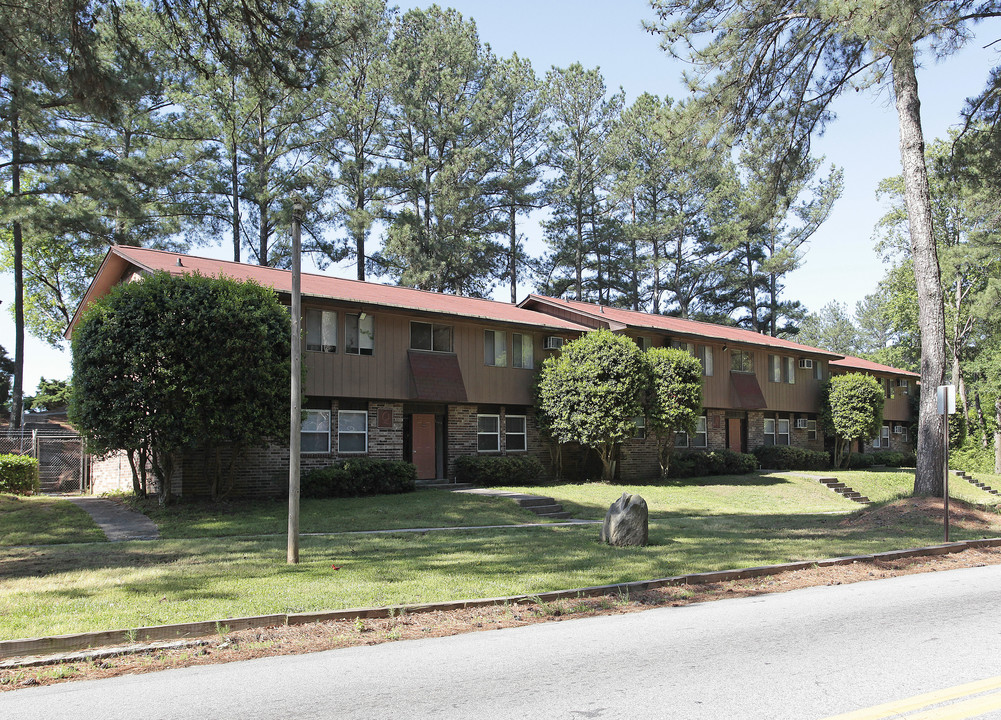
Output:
[65, 497, 160, 541]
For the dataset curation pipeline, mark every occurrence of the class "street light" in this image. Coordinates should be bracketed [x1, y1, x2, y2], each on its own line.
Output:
[288, 197, 304, 565]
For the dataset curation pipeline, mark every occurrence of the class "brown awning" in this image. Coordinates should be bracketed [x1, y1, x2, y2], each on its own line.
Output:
[730, 372, 767, 409]
[408, 351, 468, 403]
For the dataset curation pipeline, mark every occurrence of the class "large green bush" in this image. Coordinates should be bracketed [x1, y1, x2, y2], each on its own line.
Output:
[301, 458, 417, 498]
[0, 454, 40, 494]
[453, 455, 546, 486]
[752, 445, 830, 471]
[668, 449, 758, 478]
[951, 441, 995, 474]
[847, 451, 916, 469]
[819, 373, 884, 467]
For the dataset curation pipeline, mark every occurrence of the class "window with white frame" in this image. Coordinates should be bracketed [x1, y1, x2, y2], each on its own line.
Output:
[872, 425, 891, 449]
[813, 361, 824, 381]
[506, 415, 527, 451]
[897, 378, 910, 395]
[807, 419, 817, 440]
[675, 428, 689, 448]
[337, 410, 368, 453]
[697, 345, 714, 376]
[777, 418, 790, 445]
[763, 417, 775, 446]
[693, 416, 708, 447]
[672, 340, 696, 355]
[302, 410, 331, 453]
[512, 333, 534, 369]
[783, 357, 795, 384]
[768, 355, 782, 383]
[477, 414, 500, 452]
[410, 321, 453, 352]
[731, 349, 753, 373]
[633, 416, 646, 439]
[305, 309, 337, 352]
[484, 329, 507, 367]
[345, 314, 374, 355]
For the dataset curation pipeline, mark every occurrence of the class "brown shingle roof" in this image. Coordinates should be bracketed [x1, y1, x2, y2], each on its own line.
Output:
[831, 355, 920, 378]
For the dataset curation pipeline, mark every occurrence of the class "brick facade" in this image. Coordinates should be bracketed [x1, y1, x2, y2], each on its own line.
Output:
[707, 409, 727, 451]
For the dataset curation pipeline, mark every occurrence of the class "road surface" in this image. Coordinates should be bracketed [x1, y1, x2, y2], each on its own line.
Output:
[4, 563, 1001, 719]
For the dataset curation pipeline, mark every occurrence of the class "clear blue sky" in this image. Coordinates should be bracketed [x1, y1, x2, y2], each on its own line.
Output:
[3, 0, 1000, 392]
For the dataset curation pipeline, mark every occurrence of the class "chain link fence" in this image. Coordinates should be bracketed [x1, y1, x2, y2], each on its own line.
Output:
[1, 430, 88, 493]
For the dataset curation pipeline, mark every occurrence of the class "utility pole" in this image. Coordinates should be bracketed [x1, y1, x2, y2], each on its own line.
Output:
[288, 198, 304, 564]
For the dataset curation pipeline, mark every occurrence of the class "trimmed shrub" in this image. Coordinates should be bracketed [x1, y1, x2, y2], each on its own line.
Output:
[752, 445, 830, 471]
[0, 454, 40, 495]
[668, 449, 758, 478]
[847, 451, 915, 469]
[453, 456, 546, 487]
[302, 458, 416, 498]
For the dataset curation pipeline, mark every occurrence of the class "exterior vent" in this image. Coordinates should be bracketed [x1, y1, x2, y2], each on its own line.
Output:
[893, 425, 905, 434]
[543, 336, 564, 350]
[794, 418, 809, 429]
[798, 358, 814, 369]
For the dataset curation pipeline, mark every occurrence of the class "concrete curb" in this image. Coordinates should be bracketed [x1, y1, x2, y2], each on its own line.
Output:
[4, 536, 1001, 665]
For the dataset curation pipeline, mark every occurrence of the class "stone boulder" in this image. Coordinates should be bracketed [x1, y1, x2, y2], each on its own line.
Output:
[600, 492, 648, 546]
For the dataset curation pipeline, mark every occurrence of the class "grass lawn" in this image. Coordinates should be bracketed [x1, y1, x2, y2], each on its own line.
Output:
[816, 468, 1001, 506]
[0, 495, 106, 546]
[123, 490, 552, 539]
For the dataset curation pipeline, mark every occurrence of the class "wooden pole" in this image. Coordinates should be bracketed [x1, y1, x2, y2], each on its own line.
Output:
[288, 199, 303, 564]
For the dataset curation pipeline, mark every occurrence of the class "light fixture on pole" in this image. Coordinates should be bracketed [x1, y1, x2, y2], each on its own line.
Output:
[288, 196, 304, 565]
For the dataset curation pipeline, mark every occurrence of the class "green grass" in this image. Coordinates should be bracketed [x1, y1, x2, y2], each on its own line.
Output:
[494, 472, 858, 521]
[0, 495, 106, 546]
[813, 468, 1001, 505]
[123, 490, 551, 539]
[3, 504, 998, 641]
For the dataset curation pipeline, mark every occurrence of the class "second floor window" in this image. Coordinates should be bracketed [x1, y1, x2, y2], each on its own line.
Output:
[697, 345, 714, 376]
[345, 314, 374, 355]
[484, 330, 507, 366]
[512, 333, 534, 369]
[306, 309, 337, 353]
[731, 349, 753, 373]
[411, 322, 453, 352]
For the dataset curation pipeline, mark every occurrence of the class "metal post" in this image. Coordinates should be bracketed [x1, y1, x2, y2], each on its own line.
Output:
[288, 198, 303, 564]
[944, 413, 950, 543]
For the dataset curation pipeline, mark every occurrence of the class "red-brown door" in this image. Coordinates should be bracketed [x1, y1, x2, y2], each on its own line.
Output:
[412, 414, 437, 480]
[727, 418, 744, 453]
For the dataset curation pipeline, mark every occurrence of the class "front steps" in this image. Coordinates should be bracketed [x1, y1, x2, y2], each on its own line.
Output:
[953, 469, 1001, 496]
[449, 487, 573, 520]
[814, 476, 871, 504]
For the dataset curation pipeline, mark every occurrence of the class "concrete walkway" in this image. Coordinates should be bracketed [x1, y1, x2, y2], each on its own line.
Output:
[65, 497, 160, 541]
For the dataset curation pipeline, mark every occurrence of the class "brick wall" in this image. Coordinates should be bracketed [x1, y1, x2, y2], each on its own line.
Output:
[707, 409, 727, 450]
[618, 433, 660, 481]
[446, 404, 478, 479]
[747, 411, 765, 450]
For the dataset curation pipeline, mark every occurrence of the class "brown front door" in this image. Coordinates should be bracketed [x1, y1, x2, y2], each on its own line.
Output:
[727, 418, 744, 453]
[412, 414, 437, 480]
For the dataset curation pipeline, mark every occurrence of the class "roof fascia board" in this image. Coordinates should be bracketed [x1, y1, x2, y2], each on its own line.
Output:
[518, 295, 624, 331]
[64, 248, 129, 339]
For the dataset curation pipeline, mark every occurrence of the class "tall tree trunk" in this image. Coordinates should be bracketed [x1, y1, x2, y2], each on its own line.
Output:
[257, 108, 268, 265]
[975, 389, 989, 450]
[995, 397, 1001, 475]
[230, 76, 241, 263]
[892, 45, 947, 496]
[10, 102, 24, 430]
[952, 278, 968, 418]
[509, 204, 517, 304]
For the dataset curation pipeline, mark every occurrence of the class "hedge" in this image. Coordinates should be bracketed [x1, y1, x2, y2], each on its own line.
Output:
[0, 454, 40, 495]
[847, 451, 916, 469]
[752, 445, 830, 471]
[453, 456, 546, 486]
[667, 449, 758, 478]
[301, 458, 417, 498]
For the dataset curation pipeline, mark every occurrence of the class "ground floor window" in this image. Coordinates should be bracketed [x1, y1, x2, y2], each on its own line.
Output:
[808, 419, 817, 440]
[302, 410, 331, 453]
[675, 428, 689, 448]
[873, 424, 891, 449]
[506, 415, 527, 451]
[633, 416, 646, 440]
[478, 414, 500, 452]
[338, 410, 368, 453]
[764, 416, 791, 446]
[693, 416, 708, 447]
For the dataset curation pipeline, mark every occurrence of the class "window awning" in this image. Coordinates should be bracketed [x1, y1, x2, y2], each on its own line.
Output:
[408, 351, 468, 403]
[730, 372, 767, 409]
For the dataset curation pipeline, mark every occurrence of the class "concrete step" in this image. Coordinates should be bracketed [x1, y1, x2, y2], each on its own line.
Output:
[855, 496, 871, 503]
[526, 503, 565, 515]
[419, 482, 475, 490]
[841, 491, 862, 499]
[535, 511, 572, 520]
[516, 496, 556, 508]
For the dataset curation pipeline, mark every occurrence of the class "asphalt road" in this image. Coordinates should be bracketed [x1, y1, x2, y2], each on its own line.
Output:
[5, 564, 1001, 719]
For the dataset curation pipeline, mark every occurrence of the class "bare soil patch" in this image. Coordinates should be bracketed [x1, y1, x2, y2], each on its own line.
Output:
[5, 498, 1001, 691]
[839, 497, 1001, 530]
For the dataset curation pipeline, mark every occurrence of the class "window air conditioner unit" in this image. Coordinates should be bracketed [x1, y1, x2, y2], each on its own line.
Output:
[893, 425, 905, 434]
[543, 336, 564, 350]
[798, 358, 813, 369]
[794, 418, 809, 429]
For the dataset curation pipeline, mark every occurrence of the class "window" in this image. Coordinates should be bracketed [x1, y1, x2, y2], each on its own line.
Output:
[411, 322, 453, 352]
[731, 349, 753, 373]
[672, 340, 696, 355]
[814, 361, 824, 381]
[477, 414, 500, 452]
[872, 425, 891, 449]
[506, 415, 527, 451]
[784, 357, 796, 384]
[484, 330, 507, 367]
[305, 309, 337, 352]
[885, 378, 894, 399]
[777, 418, 790, 446]
[633, 416, 646, 440]
[808, 419, 817, 440]
[898, 378, 910, 395]
[693, 416, 707, 448]
[301, 410, 330, 453]
[901, 425, 909, 442]
[345, 314, 374, 355]
[512, 333, 534, 369]
[763, 417, 775, 446]
[337, 410, 368, 453]
[697, 345, 714, 376]
[768, 355, 782, 383]
[636, 337, 653, 351]
[674, 428, 689, 448]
